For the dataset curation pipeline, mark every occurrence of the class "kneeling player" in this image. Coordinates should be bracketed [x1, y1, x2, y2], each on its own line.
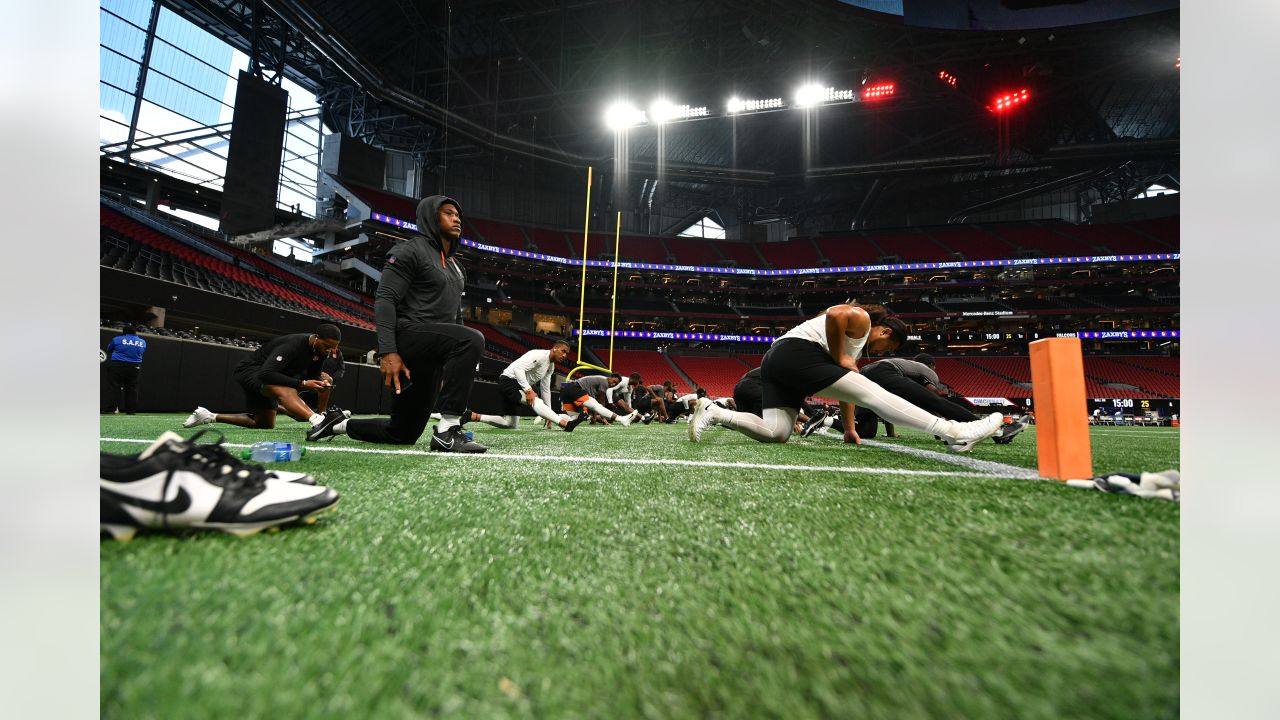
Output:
[183, 324, 344, 432]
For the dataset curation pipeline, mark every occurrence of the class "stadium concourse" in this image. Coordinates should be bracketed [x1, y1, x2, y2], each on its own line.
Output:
[99, 0, 1178, 716]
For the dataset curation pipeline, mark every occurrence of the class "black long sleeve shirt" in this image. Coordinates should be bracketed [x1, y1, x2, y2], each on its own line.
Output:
[374, 196, 467, 355]
[237, 334, 325, 389]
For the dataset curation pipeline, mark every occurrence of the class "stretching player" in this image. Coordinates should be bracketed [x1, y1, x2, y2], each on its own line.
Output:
[804, 353, 1025, 443]
[559, 374, 639, 426]
[467, 341, 583, 431]
[666, 387, 704, 421]
[606, 372, 638, 415]
[689, 304, 1004, 452]
[626, 374, 665, 424]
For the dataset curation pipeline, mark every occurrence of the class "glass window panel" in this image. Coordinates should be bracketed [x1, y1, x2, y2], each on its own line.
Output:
[101, 0, 153, 27]
[149, 42, 234, 103]
[677, 216, 725, 239]
[282, 76, 319, 112]
[154, 7, 233, 67]
[159, 206, 220, 231]
[99, 7, 148, 61]
[100, 50, 141, 99]
[99, 89, 134, 146]
[141, 72, 225, 127]
[132, 100, 228, 185]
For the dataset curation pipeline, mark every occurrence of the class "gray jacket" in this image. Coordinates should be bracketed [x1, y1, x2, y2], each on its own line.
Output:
[374, 195, 467, 354]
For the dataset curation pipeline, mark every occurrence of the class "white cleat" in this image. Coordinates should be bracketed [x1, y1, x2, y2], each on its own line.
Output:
[264, 469, 317, 485]
[944, 412, 1005, 453]
[688, 397, 717, 442]
[616, 410, 639, 427]
[182, 406, 215, 428]
[100, 430, 339, 539]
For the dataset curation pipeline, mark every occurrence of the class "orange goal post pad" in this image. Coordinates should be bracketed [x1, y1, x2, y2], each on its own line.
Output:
[1028, 337, 1094, 480]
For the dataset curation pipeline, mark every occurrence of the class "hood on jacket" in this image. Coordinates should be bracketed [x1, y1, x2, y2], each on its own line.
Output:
[414, 195, 463, 257]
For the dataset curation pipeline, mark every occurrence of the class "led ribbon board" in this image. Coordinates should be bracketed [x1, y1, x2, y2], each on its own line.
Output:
[571, 329, 1179, 344]
[370, 213, 1179, 278]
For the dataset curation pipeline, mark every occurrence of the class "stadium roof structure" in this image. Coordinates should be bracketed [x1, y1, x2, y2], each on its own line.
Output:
[163, 0, 1179, 230]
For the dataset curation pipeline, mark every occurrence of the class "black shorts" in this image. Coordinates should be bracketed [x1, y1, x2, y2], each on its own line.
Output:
[497, 375, 530, 415]
[632, 394, 653, 412]
[560, 381, 589, 413]
[235, 373, 278, 411]
[733, 374, 763, 417]
[760, 338, 850, 411]
[733, 369, 763, 417]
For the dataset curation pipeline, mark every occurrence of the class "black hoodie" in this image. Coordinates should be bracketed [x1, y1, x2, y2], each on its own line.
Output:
[374, 195, 467, 354]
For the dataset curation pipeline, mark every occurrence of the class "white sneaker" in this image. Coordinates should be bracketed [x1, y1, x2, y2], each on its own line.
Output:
[616, 410, 638, 427]
[182, 406, 215, 428]
[944, 412, 1004, 453]
[689, 397, 718, 442]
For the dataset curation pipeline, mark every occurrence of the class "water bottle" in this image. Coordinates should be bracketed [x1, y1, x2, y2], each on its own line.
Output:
[241, 441, 306, 463]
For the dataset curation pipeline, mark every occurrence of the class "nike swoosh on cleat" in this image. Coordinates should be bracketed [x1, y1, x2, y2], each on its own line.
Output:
[437, 437, 454, 449]
[100, 486, 193, 515]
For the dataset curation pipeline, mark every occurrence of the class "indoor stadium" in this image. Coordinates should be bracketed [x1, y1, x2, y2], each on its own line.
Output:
[94, 0, 1183, 716]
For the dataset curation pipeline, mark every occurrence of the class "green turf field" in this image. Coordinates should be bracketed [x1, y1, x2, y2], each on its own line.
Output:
[100, 415, 1179, 719]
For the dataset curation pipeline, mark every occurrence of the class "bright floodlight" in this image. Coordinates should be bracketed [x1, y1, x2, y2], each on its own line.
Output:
[649, 99, 708, 124]
[794, 83, 825, 108]
[650, 99, 677, 124]
[604, 101, 645, 131]
[727, 97, 783, 114]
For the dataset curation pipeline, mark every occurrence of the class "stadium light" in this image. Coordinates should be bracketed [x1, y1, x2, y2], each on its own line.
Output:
[727, 96, 783, 114]
[604, 101, 646, 131]
[862, 82, 896, 100]
[989, 88, 1030, 112]
[794, 83, 825, 108]
[794, 84, 855, 108]
[649, 99, 709, 124]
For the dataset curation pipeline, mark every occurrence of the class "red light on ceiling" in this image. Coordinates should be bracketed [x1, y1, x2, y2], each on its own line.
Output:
[937, 70, 958, 87]
[862, 83, 896, 100]
[989, 88, 1030, 112]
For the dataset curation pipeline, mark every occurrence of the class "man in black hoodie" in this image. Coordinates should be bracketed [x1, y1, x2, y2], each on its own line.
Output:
[308, 195, 487, 452]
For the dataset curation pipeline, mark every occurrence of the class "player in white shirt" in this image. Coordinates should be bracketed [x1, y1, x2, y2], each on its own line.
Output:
[467, 341, 582, 431]
[689, 304, 1005, 452]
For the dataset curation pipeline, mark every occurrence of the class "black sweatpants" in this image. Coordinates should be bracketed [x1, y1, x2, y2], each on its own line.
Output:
[101, 360, 141, 414]
[345, 322, 484, 445]
[854, 362, 979, 439]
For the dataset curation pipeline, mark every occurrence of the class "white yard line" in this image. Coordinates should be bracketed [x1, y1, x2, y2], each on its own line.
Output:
[100, 437, 1027, 480]
[857, 440, 1042, 480]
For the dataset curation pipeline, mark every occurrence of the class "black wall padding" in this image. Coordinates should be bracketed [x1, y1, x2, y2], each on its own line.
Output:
[99, 331, 532, 417]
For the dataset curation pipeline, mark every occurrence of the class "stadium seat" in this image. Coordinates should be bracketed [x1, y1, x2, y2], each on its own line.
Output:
[668, 356, 754, 398]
